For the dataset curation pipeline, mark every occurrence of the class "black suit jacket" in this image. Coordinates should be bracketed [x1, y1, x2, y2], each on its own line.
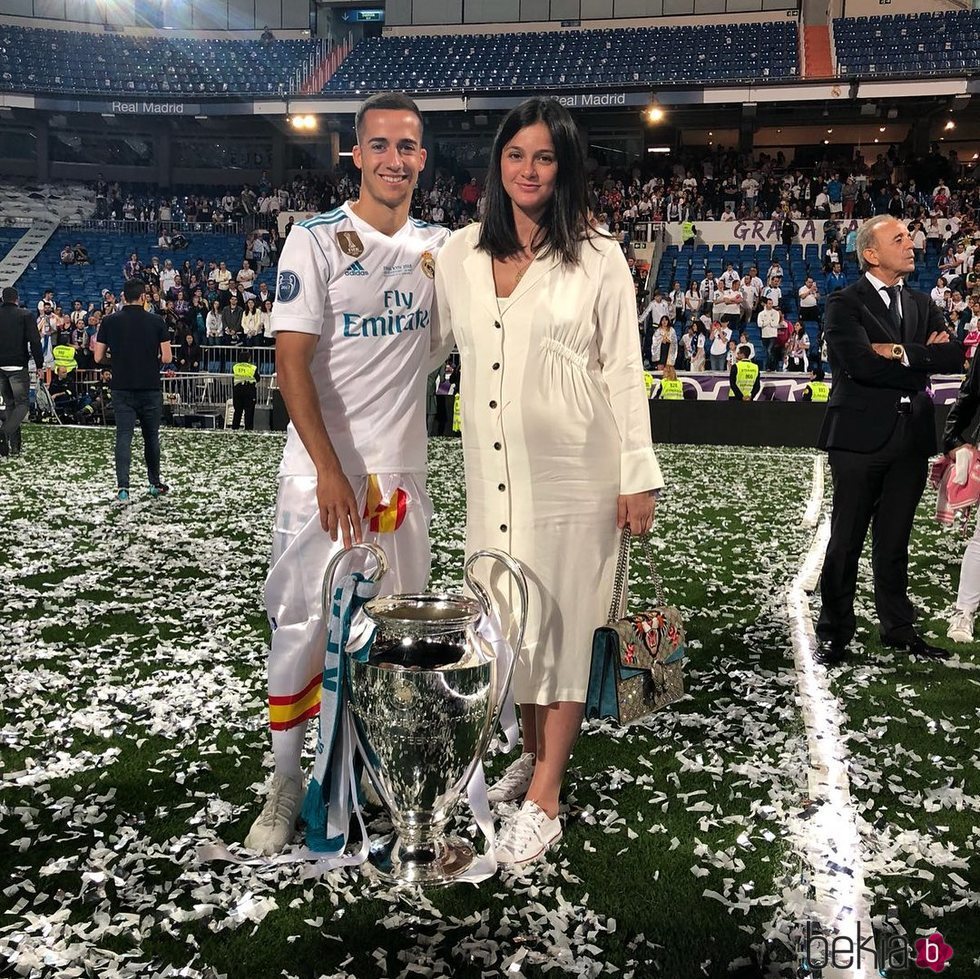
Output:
[818, 276, 964, 455]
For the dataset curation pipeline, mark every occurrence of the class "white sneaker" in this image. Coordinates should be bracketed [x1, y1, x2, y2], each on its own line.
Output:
[495, 800, 562, 867]
[947, 609, 975, 644]
[487, 752, 535, 804]
[244, 773, 305, 855]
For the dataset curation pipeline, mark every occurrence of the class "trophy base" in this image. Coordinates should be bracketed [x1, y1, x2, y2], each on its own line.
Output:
[368, 834, 475, 885]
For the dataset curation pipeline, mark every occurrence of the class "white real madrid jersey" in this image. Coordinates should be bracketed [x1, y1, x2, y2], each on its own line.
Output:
[270, 202, 450, 477]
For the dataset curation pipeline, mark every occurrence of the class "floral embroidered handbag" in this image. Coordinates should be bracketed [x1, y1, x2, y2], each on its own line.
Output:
[585, 527, 686, 725]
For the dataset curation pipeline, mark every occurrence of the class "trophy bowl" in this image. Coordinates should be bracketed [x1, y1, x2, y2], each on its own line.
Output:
[326, 547, 527, 885]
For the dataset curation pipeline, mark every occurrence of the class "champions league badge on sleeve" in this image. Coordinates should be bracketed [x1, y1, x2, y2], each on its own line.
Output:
[276, 269, 302, 303]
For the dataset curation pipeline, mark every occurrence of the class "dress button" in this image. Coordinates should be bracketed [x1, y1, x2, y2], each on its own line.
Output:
[492, 362, 500, 370]
[493, 441, 501, 450]
[494, 321, 501, 329]
[489, 400, 497, 408]
[498, 483, 506, 491]
[500, 524, 508, 532]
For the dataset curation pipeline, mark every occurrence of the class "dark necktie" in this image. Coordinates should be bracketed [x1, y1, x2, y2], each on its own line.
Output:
[883, 285, 903, 338]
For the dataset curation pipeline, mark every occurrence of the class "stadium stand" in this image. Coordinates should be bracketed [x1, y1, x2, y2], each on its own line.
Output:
[15, 229, 276, 310]
[0, 27, 317, 97]
[653, 234, 946, 367]
[0, 227, 25, 262]
[833, 9, 980, 78]
[322, 21, 799, 95]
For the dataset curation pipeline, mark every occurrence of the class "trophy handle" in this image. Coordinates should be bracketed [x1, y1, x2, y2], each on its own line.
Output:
[463, 548, 528, 735]
[321, 542, 389, 620]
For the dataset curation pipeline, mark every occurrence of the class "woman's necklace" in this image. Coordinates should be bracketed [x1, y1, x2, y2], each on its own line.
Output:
[513, 247, 534, 286]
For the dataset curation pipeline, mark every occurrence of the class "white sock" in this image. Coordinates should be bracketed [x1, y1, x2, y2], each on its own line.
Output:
[271, 722, 307, 782]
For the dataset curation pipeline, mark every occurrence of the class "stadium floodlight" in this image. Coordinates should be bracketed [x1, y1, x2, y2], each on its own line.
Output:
[945, 119, 956, 131]
[646, 146, 671, 153]
[645, 106, 665, 124]
[289, 115, 318, 130]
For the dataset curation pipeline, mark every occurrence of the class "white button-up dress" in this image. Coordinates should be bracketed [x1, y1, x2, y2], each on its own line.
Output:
[433, 225, 664, 704]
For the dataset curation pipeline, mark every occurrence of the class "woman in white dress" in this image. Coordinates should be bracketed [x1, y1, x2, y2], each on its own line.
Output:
[433, 98, 664, 866]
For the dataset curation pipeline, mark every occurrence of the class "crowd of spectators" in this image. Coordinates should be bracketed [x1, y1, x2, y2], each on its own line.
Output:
[19, 141, 980, 393]
[34, 239, 280, 379]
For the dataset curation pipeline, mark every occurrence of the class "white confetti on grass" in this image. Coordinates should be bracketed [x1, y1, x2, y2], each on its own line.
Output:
[3, 429, 975, 977]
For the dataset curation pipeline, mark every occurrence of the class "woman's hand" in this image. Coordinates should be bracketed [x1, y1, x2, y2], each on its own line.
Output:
[617, 491, 657, 535]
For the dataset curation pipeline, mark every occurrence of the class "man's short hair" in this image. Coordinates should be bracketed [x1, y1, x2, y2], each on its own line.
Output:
[737, 344, 752, 359]
[123, 279, 146, 303]
[355, 92, 424, 141]
[856, 214, 898, 272]
[2, 286, 18, 303]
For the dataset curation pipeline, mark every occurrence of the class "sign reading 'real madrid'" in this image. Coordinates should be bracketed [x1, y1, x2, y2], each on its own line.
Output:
[111, 101, 187, 114]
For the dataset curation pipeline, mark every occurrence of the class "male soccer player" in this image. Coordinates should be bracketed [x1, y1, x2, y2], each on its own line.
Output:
[245, 93, 450, 854]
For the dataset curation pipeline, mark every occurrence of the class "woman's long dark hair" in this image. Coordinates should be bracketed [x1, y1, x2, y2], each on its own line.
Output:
[478, 97, 591, 266]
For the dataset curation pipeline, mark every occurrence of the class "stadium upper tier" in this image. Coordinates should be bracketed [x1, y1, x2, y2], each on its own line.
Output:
[322, 22, 799, 94]
[0, 27, 317, 97]
[833, 9, 980, 78]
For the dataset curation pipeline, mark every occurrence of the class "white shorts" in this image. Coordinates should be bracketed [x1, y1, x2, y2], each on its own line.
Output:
[263, 472, 432, 732]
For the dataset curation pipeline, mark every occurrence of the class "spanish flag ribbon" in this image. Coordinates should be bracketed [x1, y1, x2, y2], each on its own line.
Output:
[363, 474, 408, 534]
[268, 673, 322, 731]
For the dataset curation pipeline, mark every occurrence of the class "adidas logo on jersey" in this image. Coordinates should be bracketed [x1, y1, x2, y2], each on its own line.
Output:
[344, 261, 369, 277]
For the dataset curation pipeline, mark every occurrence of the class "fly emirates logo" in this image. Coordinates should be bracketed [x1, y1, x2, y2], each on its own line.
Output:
[342, 289, 430, 338]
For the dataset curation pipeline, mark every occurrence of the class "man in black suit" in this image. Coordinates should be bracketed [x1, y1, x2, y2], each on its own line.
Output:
[816, 215, 964, 664]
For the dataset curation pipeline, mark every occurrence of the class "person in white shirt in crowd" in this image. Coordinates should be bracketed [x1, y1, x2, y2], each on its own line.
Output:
[237, 259, 256, 294]
[737, 330, 756, 363]
[911, 221, 927, 267]
[767, 260, 783, 286]
[684, 281, 703, 323]
[214, 261, 233, 302]
[159, 260, 179, 296]
[158, 201, 172, 222]
[719, 281, 743, 330]
[784, 322, 810, 373]
[720, 204, 736, 222]
[720, 262, 740, 289]
[431, 203, 445, 224]
[757, 297, 781, 370]
[813, 187, 830, 217]
[741, 175, 759, 209]
[932, 276, 951, 311]
[251, 234, 271, 271]
[798, 276, 820, 328]
[157, 230, 171, 250]
[639, 290, 671, 368]
[699, 270, 717, 318]
[205, 299, 223, 346]
[668, 280, 686, 323]
[748, 266, 764, 297]
[739, 273, 760, 324]
[761, 277, 782, 310]
[241, 297, 263, 345]
[683, 320, 706, 371]
[221, 192, 236, 215]
[708, 320, 732, 371]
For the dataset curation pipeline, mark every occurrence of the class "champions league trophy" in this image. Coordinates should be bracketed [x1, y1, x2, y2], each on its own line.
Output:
[323, 544, 528, 885]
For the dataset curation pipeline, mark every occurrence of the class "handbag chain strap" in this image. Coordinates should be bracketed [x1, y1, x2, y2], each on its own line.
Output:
[607, 526, 666, 623]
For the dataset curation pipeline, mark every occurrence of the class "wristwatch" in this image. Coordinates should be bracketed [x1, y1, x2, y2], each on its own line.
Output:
[891, 344, 905, 360]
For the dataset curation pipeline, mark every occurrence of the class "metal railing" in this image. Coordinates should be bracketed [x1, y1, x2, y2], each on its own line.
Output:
[62, 216, 275, 235]
[60, 367, 275, 412]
